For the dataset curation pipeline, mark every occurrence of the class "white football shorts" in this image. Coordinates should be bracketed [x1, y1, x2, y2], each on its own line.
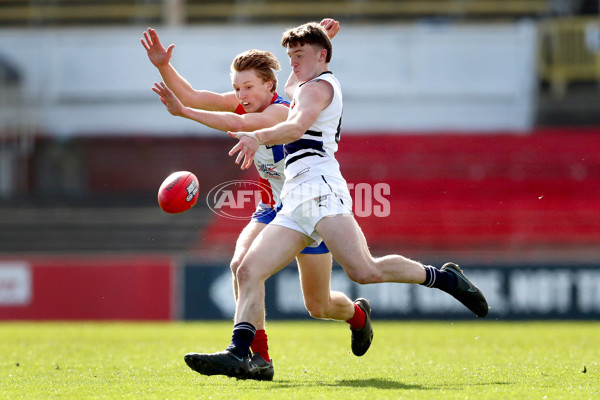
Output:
[271, 175, 353, 245]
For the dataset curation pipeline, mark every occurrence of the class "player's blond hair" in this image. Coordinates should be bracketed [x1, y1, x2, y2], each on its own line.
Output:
[281, 22, 332, 63]
[231, 49, 280, 93]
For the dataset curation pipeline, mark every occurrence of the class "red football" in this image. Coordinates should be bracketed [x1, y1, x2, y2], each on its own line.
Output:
[157, 171, 199, 214]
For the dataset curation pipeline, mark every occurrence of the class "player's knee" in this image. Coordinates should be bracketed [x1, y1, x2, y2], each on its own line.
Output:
[235, 261, 265, 288]
[346, 267, 382, 285]
[304, 299, 329, 319]
[235, 262, 253, 287]
[229, 258, 242, 277]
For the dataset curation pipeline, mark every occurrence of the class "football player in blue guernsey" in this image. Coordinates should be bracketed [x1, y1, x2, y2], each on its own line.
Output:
[143, 20, 367, 381]
[183, 21, 490, 379]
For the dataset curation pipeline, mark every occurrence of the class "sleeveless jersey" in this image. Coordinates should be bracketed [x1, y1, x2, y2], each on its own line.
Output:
[235, 93, 288, 208]
[282, 71, 344, 194]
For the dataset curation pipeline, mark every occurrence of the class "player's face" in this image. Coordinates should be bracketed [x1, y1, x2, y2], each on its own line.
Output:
[231, 69, 273, 113]
[287, 44, 324, 82]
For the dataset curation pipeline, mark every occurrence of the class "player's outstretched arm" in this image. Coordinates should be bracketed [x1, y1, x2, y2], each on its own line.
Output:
[142, 28, 237, 112]
[141, 28, 175, 69]
[284, 18, 340, 99]
[153, 82, 288, 133]
[152, 81, 187, 116]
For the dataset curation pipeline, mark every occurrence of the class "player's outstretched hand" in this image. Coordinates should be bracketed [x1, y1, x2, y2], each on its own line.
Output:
[228, 131, 260, 170]
[152, 82, 184, 116]
[141, 28, 175, 68]
[321, 18, 340, 39]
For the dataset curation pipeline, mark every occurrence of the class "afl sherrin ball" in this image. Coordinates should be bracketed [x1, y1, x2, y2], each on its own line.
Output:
[157, 171, 199, 214]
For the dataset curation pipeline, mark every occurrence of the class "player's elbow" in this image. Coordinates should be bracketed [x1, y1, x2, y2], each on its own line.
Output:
[288, 125, 305, 141]
[177, 92, 196, 108]
[285, 84, 297, 100]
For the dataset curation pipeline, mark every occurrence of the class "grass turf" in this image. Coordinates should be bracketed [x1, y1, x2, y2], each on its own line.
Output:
[1, 321, 598, 399]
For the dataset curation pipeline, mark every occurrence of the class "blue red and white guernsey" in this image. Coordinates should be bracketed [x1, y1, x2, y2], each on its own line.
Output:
[234, 93, 288, 210]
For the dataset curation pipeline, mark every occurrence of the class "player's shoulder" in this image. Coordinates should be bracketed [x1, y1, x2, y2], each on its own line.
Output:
[300, 71, 336, 86]
[223, 91, 245, 111]
[271, 93, 290, 107]
[263, 101, 290, 120]
[265, 102, 289, 114]
[297, 77, 334, 102]
[301, 72, 336, 91]
[265, 94, 290, 113]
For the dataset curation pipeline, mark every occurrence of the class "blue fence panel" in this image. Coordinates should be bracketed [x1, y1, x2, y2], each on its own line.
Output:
[182, 262, 600, 320]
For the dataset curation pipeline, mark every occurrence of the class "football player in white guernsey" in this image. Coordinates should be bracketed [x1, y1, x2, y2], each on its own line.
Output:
[144, 20, 362, 381]
[188, 21, 489, 379]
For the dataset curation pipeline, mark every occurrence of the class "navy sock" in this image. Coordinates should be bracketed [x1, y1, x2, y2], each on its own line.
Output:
[225, 322, 256, 358]
[421, 265, 457, 293]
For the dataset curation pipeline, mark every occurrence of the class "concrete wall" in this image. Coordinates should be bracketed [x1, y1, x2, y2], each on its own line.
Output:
[0, 22, 538, 137]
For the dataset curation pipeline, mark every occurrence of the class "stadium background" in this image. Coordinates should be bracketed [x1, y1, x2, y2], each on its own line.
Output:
[0, 0, 599, 321]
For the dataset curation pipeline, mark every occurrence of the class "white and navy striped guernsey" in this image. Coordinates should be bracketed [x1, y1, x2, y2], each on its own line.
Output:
[282, 71, 344, 193]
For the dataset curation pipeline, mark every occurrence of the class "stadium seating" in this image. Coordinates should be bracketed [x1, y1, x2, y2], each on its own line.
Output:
[341, 130, 600, 254]
[1, 131, 597, 256]
[0, 136, 224, 254]
[538, 17, 600, 98]
[197, 130, 600, 257]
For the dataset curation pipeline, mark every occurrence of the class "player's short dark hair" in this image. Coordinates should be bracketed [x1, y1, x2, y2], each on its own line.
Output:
[281, 22, 332, 63]
[231, 49, 280, 93]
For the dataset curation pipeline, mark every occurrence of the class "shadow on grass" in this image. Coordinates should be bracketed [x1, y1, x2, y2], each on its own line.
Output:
[258, 378, 429, 390]
[260, 378, 514, 391]
[333, 378, 428, 390]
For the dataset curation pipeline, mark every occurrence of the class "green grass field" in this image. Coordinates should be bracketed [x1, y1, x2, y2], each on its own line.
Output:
[1, 321, 598, 399]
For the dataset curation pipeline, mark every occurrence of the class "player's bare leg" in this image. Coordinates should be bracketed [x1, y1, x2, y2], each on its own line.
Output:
[230, 221, 266, 320]
[187, 220, 271, 380]
[231, 221, 265, 298]
[316, 214, 488, 318]
[297, 251, 374, 356]
[235, 224, 307, 326]
[296, 252, 355, 321]
[228, 220, 272, 379]
[185, 225, 306, 379]
[316, 214, 426, 283]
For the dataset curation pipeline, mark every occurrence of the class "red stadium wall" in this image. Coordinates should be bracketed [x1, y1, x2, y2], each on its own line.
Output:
[335, 129, 600, 254]
[0, 256, 175, 320]
[194, 128, 600, 256]
[29, 129, 600, 257]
